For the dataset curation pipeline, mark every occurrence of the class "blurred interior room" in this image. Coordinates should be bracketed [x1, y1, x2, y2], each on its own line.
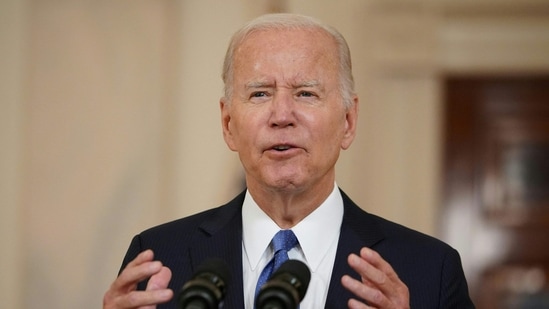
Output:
[1, 0, 549, 308]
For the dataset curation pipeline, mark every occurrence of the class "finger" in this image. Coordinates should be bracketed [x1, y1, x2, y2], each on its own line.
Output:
[137, 267, 173, 309]
[109, 250, 162, 296]
[114, 260, 163, 293]
[128, 249, 155, 267]
[345, 251, 410, 308]
[116, 289, 173, 309]
[351, 249, 403, 295]
[348, 297, 374, 309]
[146, 266, 172, 291]
[104, 250, 174, 309]
[360, 248, 400, 283]
[342, 274, 388, 308]
[348, 253, 387, 289]
[359, 248, 409, 302]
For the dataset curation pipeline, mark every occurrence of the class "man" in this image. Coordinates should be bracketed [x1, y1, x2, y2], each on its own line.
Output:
[103, 13, 474, 309]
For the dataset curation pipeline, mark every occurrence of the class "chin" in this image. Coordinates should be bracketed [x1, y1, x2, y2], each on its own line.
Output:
[254, 166, 310, 191]
[264, 176, 309, 193]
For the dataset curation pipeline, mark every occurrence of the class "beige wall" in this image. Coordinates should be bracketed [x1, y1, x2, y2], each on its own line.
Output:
[1, 0, 549, 308]
[1, 0, 26, 307]
[22, 2, 173, 308]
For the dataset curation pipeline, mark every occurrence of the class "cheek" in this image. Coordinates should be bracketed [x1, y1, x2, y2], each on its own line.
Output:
[231, 116, 259, 148]
[316, 111, 347, 136]
[321, 118, 349, 151]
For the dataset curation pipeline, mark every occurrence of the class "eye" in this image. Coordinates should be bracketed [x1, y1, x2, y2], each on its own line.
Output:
[251, 91, 268, 98]
[297, 91, 315, 97]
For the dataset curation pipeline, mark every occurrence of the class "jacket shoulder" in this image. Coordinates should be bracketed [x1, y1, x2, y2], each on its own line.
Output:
[138, 190, 245, 241]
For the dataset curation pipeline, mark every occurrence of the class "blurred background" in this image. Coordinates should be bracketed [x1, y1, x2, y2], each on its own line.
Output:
[2, 0, 549, 308]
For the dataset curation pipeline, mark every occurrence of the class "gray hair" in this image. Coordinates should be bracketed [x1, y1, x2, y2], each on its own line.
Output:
[221, 13, 356, 109]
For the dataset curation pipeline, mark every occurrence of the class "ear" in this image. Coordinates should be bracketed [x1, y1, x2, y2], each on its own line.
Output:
[220, 97, 238, 151]
[341, 95, 359, 150]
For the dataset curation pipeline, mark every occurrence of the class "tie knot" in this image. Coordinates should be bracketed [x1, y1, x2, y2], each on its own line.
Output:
[272, 229, 298, 253]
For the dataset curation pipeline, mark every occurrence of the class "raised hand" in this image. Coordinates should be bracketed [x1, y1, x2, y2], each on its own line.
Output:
[341, 247, 410, 309]
[103, 250, 173, 309]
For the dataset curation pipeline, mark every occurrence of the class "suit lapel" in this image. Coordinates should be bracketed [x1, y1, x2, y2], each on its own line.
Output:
[325, 189, 386, 307]
[188, 190, 246, 308]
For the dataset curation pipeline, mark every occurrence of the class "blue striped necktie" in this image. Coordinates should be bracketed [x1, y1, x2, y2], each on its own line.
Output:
[255, 229, 299, 298]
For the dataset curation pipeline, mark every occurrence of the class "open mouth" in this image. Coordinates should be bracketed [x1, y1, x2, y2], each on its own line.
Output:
[272, 145, 292, 151]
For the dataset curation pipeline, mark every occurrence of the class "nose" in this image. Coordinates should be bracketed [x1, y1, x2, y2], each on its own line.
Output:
[269, 92, 296, 128]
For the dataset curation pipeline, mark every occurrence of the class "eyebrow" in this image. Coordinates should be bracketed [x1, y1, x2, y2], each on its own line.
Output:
[245, 81, 273, 90]
[298, 80, 321, 88]
[245, 80, 321, 90]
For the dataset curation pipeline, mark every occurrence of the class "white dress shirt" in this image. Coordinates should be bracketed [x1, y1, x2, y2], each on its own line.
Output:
[242, 183, 344, 308]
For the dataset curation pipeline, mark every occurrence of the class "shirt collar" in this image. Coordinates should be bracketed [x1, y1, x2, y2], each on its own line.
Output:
[242, 183, 344, 271]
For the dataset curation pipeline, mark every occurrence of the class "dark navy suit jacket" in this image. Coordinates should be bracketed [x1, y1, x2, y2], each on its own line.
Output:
[121, 189, 475, 308]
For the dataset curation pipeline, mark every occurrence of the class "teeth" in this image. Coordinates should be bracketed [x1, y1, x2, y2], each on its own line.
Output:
[274, 145, 290, 151]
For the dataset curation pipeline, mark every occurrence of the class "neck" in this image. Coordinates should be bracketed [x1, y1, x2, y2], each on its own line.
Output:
[247, 178, 335, 229]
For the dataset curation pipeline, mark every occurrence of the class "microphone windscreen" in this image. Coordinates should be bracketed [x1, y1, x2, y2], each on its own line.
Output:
[271, 259, 311, 300]
[178, 257, 231, 309]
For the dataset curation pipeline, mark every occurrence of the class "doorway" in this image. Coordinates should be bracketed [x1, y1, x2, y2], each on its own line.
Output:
[442, 76, 549, 308]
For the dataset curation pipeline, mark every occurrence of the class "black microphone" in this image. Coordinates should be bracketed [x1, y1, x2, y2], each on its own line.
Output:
[178, 258, 230, 309]
[255, 259, 311, 309]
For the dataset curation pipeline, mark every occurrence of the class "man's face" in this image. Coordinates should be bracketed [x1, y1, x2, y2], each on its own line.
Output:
[221, 28, 357, 194]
